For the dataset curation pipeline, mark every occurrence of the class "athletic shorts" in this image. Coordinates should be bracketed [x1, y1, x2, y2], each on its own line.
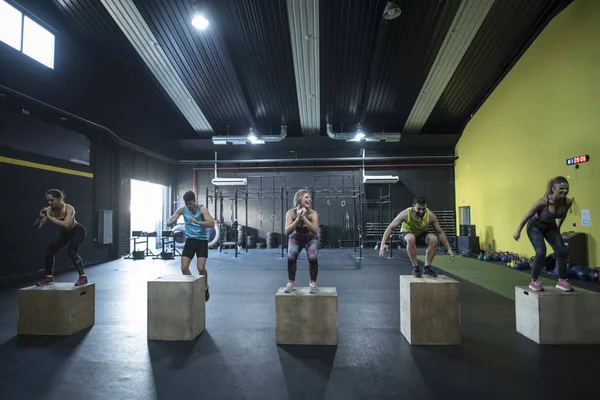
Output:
[398, 231, 430, 246]
[182, 238, 208, 259]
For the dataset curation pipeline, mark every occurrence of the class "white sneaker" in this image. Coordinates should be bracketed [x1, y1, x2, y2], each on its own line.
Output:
[284, 281, 295, 293]
[309, 282, 319, 294]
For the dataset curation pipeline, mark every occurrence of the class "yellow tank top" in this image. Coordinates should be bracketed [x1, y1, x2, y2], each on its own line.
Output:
[400, 207, 429, 235]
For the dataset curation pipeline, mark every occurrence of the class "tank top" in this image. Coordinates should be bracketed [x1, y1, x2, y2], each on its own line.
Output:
[184, 204, 209, 240]
[532, 196, 568, 229]
[54, 204, 67, 220]
[400, 207, 429, 235]
[292, 209, 312, 235]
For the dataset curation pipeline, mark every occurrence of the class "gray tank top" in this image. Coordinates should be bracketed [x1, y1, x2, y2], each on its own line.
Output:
[533, 195, 568, 227]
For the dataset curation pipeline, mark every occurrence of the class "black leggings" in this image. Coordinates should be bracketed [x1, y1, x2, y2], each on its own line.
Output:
[526, 219, 566, 280]
[45, 223, 87, 276]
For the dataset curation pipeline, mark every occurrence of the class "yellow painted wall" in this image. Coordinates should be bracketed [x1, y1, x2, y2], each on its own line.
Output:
[455, 0, 600, 267]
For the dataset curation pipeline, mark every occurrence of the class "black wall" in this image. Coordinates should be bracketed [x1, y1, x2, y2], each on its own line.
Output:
[176, 165, 455, 249]
[0, 107, 176, 282]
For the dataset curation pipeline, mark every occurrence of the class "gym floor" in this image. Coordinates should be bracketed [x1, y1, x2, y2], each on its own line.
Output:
[0, 248, 598, 400]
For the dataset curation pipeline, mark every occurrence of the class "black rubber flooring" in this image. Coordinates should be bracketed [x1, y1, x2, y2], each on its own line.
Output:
[0, 248, 598, 400]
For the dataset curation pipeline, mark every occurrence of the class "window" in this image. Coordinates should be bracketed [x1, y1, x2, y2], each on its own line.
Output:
[23, 16, 55, 69]
[0, 0, 55, 69]
[0, 0, 22, 51]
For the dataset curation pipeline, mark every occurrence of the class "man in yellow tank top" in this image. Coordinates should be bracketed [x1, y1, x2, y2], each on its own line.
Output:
[379, 195, 455, 277]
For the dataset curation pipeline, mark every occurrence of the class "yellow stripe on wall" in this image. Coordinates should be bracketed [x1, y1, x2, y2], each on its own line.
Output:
[0, 156, 94, 178]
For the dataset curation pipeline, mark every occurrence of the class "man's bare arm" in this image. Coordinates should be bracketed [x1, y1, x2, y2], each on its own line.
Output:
[166, 207, 184, 227]
[381, 209, 408, 246]
[430, 212, 453, 253]
[195, 206, 215, 228]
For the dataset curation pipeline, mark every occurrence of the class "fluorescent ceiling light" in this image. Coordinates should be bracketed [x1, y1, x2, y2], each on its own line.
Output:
[211, 177, 247, 186]
[363, 175, 399, 184]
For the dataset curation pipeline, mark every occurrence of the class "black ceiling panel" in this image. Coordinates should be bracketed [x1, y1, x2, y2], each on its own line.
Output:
[132, 0, 256, 135]
[50, 0, 197, 139]
[359, 0, 461, 133]
[3, 0, 576, 159]
[320, 0, 388, 132]
[421, 0, 574, 135]
[214, 0, 301, 136]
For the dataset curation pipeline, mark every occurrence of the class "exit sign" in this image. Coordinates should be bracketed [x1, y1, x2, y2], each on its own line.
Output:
[566, 155, 590, 166]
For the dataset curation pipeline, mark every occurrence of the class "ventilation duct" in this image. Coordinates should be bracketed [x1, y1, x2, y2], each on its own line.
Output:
[212, 125, 287, 145]
[326, 124, 401, 142]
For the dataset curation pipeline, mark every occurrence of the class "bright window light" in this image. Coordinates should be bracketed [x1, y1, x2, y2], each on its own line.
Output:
[0, 0, 23, 51]
[22, 16, 55, 69]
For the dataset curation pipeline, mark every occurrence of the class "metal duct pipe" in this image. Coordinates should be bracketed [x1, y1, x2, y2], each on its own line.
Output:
[326, 123, 401, 142]
[212, 125, 287, 145]
[192, 163, 455, 171]
[179, 155, 457, 165]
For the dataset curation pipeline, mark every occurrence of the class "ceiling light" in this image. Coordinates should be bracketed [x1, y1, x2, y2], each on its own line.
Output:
[211, 177, 247, 186]
[363, 175, 400, 184]
[192, 12, 209, 30]
[383, 1, 401, 20]
[247, 128, 258, 141]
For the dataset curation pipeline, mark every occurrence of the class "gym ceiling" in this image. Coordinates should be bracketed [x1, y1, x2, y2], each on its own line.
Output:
[0, 0, 572, 161]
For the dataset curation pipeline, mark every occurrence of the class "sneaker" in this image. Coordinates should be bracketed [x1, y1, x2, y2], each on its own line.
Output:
[75, 275, 88, 286]
[412, 266, 422, 277]
[529, 279, 543, 291]
[309, 281, 319, 294]
[556, 279, 573, 292]
[37, 276, 54, 286]
[423, 266, 437, 277]
[205, 287, 210, 302]
[284, 281, 295, 293]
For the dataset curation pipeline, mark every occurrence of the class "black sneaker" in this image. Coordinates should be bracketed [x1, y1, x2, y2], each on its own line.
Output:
[205, 287, 210, 302]
[412, 266, 422, 277]
[423, 267, 437, 277]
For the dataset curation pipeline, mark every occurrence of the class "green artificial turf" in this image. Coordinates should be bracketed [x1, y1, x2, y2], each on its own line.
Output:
[417, 255, 557, 300]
